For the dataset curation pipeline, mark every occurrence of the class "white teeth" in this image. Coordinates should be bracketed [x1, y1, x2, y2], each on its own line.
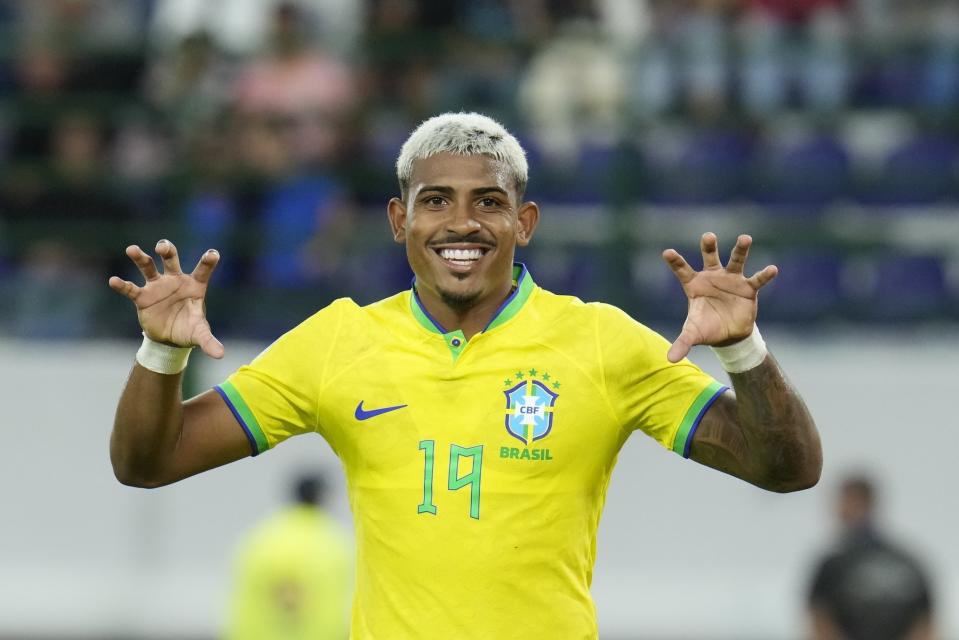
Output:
[439, 248, 484, 261]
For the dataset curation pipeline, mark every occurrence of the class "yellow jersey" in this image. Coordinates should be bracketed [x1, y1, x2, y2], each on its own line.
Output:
[224, 505, 352, 640]
[216, 265, 726, 639]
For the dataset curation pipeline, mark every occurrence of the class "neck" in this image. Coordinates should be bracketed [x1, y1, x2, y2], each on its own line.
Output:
[417, 279, 515, 340]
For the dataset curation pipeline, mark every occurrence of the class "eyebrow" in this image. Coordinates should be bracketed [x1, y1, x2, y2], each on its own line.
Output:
[418, 185, 510, 197]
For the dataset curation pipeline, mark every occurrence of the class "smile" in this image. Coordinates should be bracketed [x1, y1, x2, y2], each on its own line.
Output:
[432, 246, 491, 269]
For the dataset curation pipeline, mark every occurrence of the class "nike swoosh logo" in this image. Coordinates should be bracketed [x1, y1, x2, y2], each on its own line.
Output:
[354, 401, 408, 421]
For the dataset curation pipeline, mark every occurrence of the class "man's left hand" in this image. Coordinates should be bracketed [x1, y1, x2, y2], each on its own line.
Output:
[662, 232, 777, 363]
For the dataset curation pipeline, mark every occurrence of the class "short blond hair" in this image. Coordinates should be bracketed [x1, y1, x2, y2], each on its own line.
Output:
[396, 112, 528, 199]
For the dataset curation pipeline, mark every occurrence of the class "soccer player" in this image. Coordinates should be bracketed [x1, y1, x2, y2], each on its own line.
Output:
[109, 112, 822, 639]
[225, 473, 352, 640]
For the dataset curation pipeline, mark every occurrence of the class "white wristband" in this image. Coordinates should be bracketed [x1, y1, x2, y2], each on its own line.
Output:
[136, 333, 193, 374]
[710, 325, 768, 373]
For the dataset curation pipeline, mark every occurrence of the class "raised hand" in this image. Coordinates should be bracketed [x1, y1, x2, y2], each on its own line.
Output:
[108, 239, 224, 359]
[661, 232, 777, 363]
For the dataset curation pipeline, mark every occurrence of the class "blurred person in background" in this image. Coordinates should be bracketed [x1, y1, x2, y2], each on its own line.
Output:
[807, 474, 934, 640]
[738, 0, 851, 115]
[1, 110, 121, 337]
[107, 112, 822, 638]
[179, 112, 356, 335]
[224, 471, 352, 640]
[146, 30, 234, 145]
[518, 17, 625, 160]
[232, 1, 356, 166]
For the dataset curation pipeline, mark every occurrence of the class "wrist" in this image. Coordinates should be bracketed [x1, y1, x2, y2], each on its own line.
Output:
[710, 325, 767, 373]
[136, 333, 193, 374]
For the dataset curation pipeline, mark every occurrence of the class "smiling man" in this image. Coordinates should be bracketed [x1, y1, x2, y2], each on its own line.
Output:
[108, 112, 822, 639]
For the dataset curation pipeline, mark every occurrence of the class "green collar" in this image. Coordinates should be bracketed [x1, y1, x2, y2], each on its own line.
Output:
[410, 263, 535, 360]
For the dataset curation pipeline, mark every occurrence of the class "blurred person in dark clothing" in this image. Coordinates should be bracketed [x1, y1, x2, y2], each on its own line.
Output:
[146, 30, 233, 144]
[807, 474, 934, 640]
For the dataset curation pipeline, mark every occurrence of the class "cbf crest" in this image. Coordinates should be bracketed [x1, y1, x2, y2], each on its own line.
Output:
[503, 369, 561, 445]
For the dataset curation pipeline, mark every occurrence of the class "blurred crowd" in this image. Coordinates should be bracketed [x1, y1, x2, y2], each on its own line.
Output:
[1, 0, 959, 338]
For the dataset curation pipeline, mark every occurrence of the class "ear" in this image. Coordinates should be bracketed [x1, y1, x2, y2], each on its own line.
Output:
[515, 201, 540, 247]
[387, 197, 408, 244]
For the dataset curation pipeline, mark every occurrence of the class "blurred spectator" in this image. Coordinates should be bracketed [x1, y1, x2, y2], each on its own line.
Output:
[179, 113, 355, 335]
[232, 1, 356, 165]
[627, 0, 735, 118]
[807, 474, 934, 640]
[518, 18, 625, 160]
[15, 0, 150, 52]
[6, 241, 101, 339]
[738, 0, 851, 115]
[146, 30, 233, 143]
[917, 2, 959, 114]
[0, 109, 123, 338]
[359, 0, 440, 124]
[224, 472, 352, 640]
[6, 42, 71, 164]
[151, 0, 361, 57]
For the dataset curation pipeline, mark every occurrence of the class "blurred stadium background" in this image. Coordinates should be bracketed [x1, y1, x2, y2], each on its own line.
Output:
[0, 0, 957, 638]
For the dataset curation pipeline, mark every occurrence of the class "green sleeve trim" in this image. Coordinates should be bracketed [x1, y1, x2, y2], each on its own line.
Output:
[672, 381, 728, 458]
[216, 380, 270, 456]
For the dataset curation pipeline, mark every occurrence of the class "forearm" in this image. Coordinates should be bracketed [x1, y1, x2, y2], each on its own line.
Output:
[726, 353, 822, 491]
[110, 363, 186, 487]
[690, 348, 822, 491]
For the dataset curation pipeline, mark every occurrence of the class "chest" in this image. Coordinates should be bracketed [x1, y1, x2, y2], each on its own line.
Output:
[317, 344, 624, 491]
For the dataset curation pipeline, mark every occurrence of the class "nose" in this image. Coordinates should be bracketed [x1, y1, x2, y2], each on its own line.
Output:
[446, 201, 482, 235]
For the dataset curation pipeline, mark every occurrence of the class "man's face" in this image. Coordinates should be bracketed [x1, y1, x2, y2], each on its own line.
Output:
[388, 152, 538, 313]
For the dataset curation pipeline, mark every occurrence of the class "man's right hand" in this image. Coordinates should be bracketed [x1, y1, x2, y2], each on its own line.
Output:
[109, 239, 224, 359]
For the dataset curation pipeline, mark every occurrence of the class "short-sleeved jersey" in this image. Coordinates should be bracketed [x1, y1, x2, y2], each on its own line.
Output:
[225, 506, 353, 640]
[216, 265, 726, 640]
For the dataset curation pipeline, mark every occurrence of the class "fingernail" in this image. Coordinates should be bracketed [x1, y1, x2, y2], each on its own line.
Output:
[158, 239, 169, 246]
[207, 249, 218, 255]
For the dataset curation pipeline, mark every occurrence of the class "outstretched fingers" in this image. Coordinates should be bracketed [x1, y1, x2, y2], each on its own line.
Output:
[725, 234, 752, 275]
[747, 264, 779, 290]
[155, 239, 183, 275]
[108, 275, 141, 301]
[125, 245, 159, 281]
[191, 249, 220, 284]
[662, 248, 697, 284]
[700, 232, 722, 270]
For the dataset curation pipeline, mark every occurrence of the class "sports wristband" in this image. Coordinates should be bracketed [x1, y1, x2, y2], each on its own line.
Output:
[710, 325, 767, 373]
[136, 333, 193, 374]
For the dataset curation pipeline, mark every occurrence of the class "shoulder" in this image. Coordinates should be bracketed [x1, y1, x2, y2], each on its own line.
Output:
[299, 293, 406, 326]
[525, 288, 667, 344]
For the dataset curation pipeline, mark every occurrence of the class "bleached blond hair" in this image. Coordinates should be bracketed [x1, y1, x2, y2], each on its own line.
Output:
[396, 112, 529, 200]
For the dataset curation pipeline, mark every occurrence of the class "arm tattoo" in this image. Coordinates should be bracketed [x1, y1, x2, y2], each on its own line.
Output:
[689, 354, 821, 492]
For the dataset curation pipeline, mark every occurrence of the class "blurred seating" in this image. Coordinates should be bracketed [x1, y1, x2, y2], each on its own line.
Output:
[851, 254, 949, 321]
[529, 141, 641, 206]
[756, 251, 845, 322]
[645, 127, 754, 205]
[752, 131, 852, 211]
[860, 134, 959, 206]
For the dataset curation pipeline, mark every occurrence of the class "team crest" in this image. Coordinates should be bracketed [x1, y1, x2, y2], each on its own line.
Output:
[504, 376, 559, 445]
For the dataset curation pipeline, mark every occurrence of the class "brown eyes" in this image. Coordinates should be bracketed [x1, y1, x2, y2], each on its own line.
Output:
[420, 196, 502, 208]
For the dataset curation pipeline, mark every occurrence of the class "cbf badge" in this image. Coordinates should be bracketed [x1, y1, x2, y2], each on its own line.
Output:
[503, 373, 559, 445]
